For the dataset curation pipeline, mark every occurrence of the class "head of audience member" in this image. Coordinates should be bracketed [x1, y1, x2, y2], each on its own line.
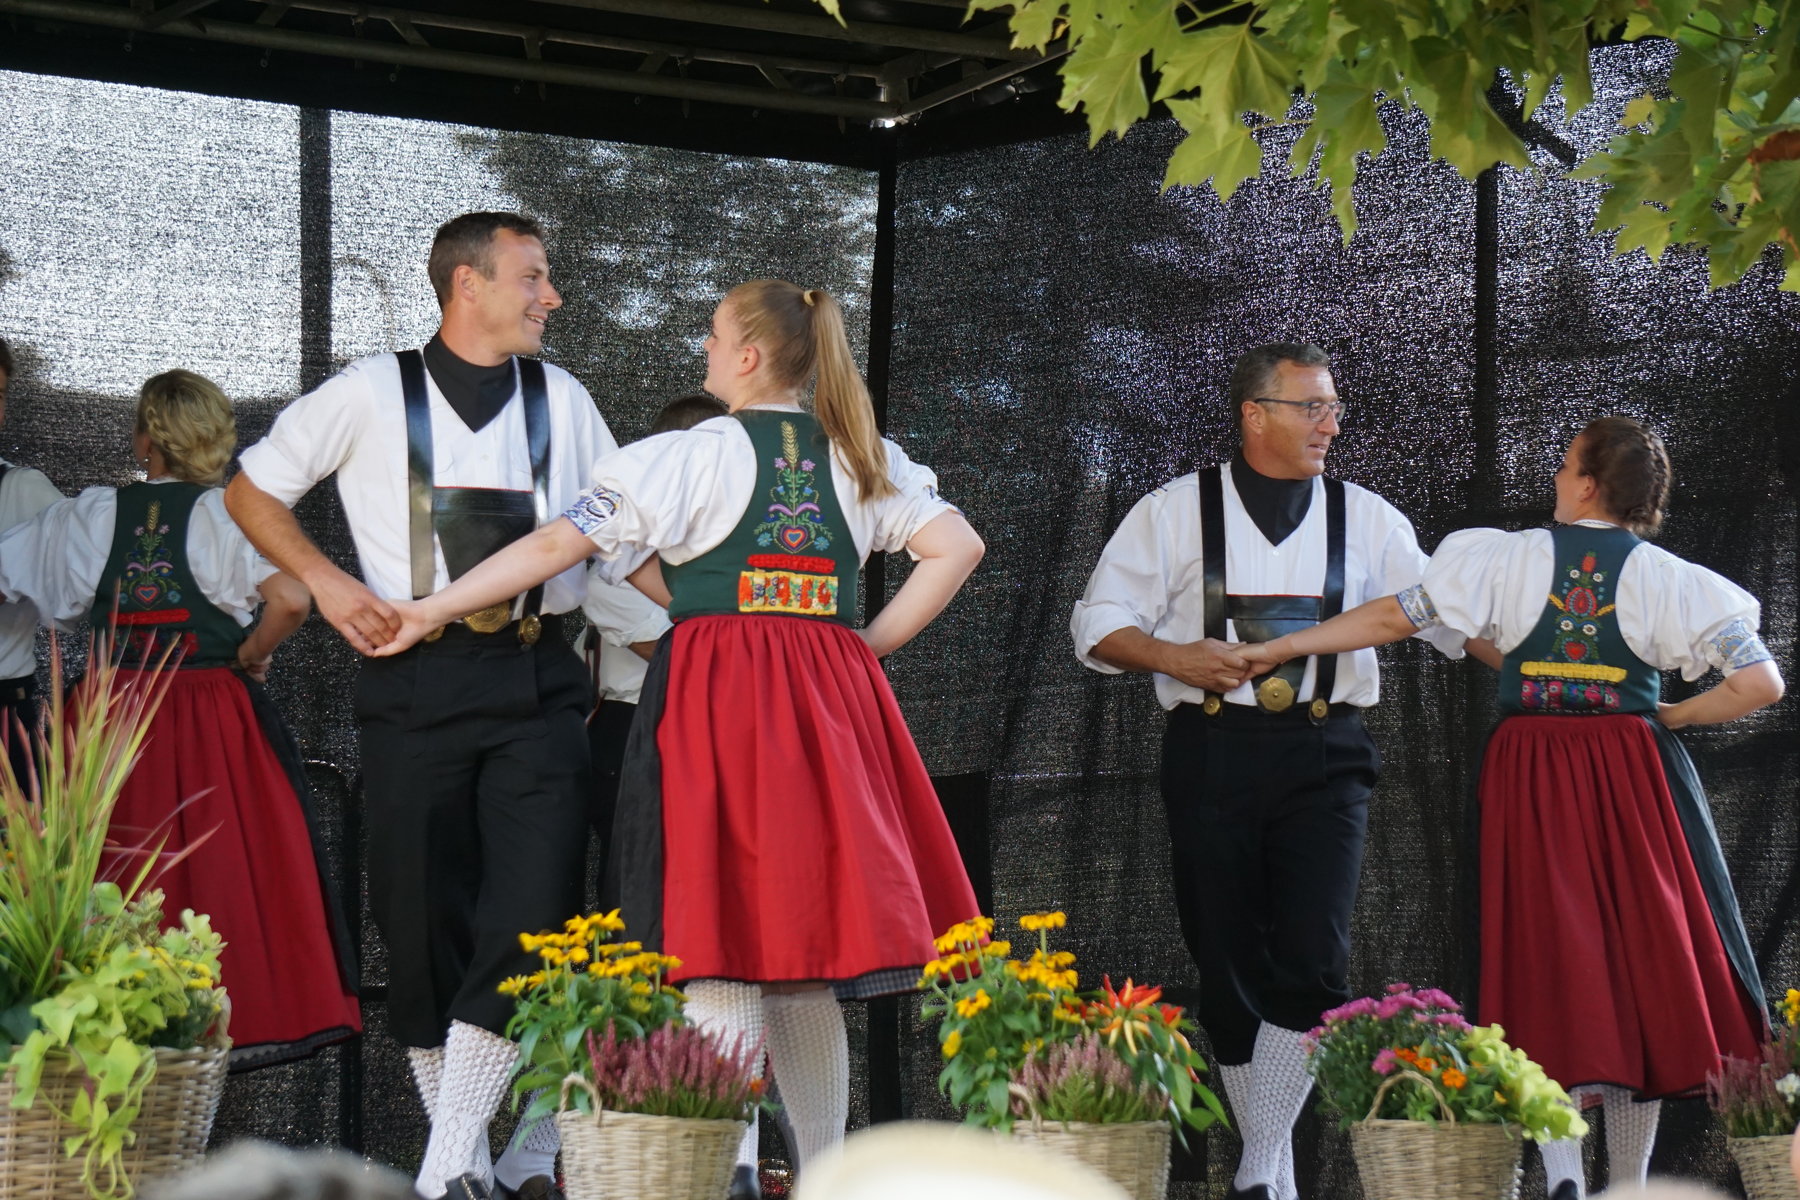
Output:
[1555, 414, 1671, 536]
[1230, 341, 1339, 481]
[792, 1120, 1129, 1200]
[0, 336, 13, 427]
[1593, 1182, 1734, 1199]
[135, 369, 236, 486]
[704, 280, 895, 500]
[428, 211, 560, 364]
[649, 391, 728, 437]
[141, 1141, 416, 1200]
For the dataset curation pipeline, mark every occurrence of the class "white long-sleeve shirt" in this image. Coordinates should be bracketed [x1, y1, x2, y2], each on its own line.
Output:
[1071, 464, 1463, 710]
[239, 351, 617, 612]
[0, 463, 67, 678]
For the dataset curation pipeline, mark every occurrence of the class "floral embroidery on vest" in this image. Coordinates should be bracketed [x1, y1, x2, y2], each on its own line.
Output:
[751, 421, 835, 553]
[1519, 548, 1627, 712]
[123, 500, 182, 608]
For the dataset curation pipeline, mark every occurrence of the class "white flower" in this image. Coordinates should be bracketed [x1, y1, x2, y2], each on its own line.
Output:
[1776, 1073, 1800, 1101]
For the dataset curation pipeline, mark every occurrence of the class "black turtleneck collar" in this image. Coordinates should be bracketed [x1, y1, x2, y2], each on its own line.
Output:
[1230, 450, 1313, 547]
[423, 334, 515, 433]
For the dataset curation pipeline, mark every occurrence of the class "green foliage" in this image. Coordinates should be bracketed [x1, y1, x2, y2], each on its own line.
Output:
[7, 892, 225, 1200]
[502, 911, 688, 1130]
[1306, 984, 1587, 1143]
[953, 0, 1800, 288]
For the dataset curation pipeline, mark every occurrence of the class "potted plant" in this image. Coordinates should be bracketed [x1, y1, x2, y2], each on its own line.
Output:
[500, 911, 763, 1200]
[1708, 987, 1800, 1200]
[920, 912, 1225, 1200]
[1305, 983, 1587, 1200]
[0, 641, 230, 1200]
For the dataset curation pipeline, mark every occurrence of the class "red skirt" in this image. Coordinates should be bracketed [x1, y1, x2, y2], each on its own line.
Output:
[100, 668, 360, 1063]
[1478, 714, 1762, 1097]
[651, 615, 979, 994]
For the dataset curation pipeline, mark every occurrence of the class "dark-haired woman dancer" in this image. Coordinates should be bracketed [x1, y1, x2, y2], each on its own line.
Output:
[1241, 416, 1781, 1198]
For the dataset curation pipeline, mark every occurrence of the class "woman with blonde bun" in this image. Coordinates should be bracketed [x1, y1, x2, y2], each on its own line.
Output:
[376, 281, 984, 1197]
[0, 369, 360, 1068]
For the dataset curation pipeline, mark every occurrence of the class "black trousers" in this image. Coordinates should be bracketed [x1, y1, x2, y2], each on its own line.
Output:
[357, 621, 592, 1047]
[0, 674, 38, 789]
[1160, 702, 1380, 1065]
[586, 697, 637, 897]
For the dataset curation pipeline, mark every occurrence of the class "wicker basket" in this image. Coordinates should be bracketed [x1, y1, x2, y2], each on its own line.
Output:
[1011, 1118, 1171, 1200]
[0, 1042, 229, 1198]
[1347, 1070, 1522, 1200]
[1729, 1134, 1800, 1200]
[555, 1075, 746, 1200]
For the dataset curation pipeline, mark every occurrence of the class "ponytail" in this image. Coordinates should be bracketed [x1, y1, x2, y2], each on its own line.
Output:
[725, 280, 895, 501]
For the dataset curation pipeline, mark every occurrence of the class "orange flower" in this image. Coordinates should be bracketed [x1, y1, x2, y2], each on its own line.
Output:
[1442, 1069, 1468, 1090]
[1417, 1058, 1438, 1073]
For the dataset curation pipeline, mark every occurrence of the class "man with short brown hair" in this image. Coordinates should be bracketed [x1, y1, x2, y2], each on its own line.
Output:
[227, 213, 630, 1200]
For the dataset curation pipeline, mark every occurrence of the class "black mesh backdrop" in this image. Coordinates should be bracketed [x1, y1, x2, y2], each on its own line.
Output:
[883, 43, 1799, 1199]
[1, 70, 877, 1173]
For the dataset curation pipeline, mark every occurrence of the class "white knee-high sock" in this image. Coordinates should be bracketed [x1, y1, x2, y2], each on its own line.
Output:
[685, 980, 767, 1169]
[1232, 1024, 1312, 1195]
[416, 1021, 520, 1198]
[762, 990, 848, 1171]
[493, 1089, 559, 1191]
[1540, 1136, 1586, 1198]
[409, 1045, 445, 1123]
[1595, 1084, 1659, 1189]
[1218, 1063, 1294, 1199]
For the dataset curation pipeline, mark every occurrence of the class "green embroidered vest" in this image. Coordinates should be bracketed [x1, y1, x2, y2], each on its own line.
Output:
[663, 410, 858, 625]
[1499, 524, 1660, 715]
[91, 483, 246, 668]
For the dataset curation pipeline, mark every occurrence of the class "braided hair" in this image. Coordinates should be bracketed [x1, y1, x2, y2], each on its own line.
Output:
[137, 370, 236, 486]
[1576, 414, 1671, 537]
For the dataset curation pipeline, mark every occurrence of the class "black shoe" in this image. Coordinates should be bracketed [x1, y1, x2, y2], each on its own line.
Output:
[495, 1178, 563, 1200]
[1224, 1187, 1276, 1200]
[1549, 1182, 1583, 1200]
[436, 1177, 494, 1200]
[728, 1163, 762, 1200]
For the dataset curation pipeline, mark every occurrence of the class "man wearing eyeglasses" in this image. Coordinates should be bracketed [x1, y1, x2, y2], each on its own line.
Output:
[1070, 342, 1462, 1200]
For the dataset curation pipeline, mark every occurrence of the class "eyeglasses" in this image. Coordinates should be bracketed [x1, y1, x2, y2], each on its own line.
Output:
[1254, 397, 1347, 424]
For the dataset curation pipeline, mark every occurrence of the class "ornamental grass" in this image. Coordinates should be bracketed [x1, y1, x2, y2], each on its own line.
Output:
[1708, 987, 1800, 1138]
[1305, 983, 1586, 1143]
[921, 912, 1225, 1142]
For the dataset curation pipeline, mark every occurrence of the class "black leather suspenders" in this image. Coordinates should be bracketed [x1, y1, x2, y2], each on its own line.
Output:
[1198, 464, 1346, 719]
[397, 348, 551, 616]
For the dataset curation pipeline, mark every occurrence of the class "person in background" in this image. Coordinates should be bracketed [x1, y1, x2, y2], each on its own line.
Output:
[0, 368, 361, 1070]
[577, 392, 725, 866]
[371, 280, 984, 1200]
[1239, 416, 1781, 1199]
[0, 337, 66, 782]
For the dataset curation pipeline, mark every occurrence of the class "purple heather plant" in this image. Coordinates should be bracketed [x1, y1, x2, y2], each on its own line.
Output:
[1010, 1032, 1164, 1126]
[1708, 1021, 1800, 1139]
[584, 1023, 766, 1121]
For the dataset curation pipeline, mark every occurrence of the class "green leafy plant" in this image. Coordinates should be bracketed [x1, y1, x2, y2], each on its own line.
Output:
[809, 0, 1800, 290]
[1707, 986, 1800, 1138]
[0, 636, 230, 1200]
[1306, 982, 1587, 1142]
[921, 912, 1225, 1141]
[502, 910, 689, 1128]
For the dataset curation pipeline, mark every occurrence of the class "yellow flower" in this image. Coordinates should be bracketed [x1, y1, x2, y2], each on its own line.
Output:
[541, 948, 568, 967]
[498, 975, 532, 996]
[519, 933, 546, 953]
[591, 909, 627, 933]
[586, 963, 605, 977]
[564, 915, 589, 935]
[982, 940, 1012, 959]
[1785, 988, 1800, 1027]
[567, 947, 590, 965]
[941, 1029, 962, 1059]
[525, 971, 547, 988]
[954, 991, 992, 1018]
[1019, 911, 1066, 932]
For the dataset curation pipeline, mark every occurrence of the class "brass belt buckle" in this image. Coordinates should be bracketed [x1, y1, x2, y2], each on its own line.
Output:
[462, 600, 512, 634]
[1256, 676, 1295, 713]
[518, 614, 542, 645]
[1309, 697, 1330, 722]
[1201, 693, 1222, 716]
